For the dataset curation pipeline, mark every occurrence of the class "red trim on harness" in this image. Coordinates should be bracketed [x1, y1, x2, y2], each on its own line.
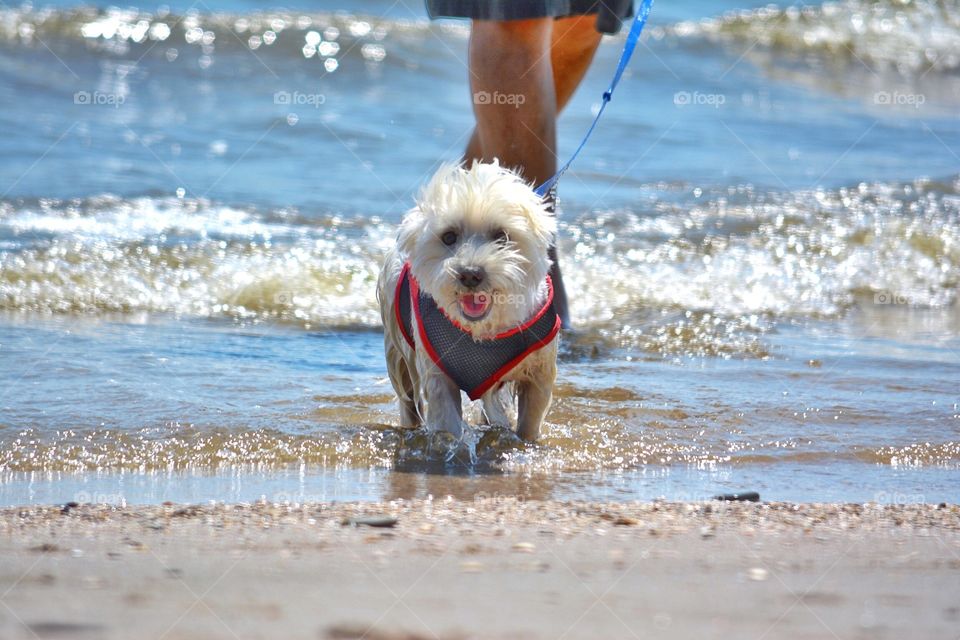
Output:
[492, 275, 556, 339]
[404, 264, 560, 400]
[409, 274, 452, 385]
[394, 263, 415, 348]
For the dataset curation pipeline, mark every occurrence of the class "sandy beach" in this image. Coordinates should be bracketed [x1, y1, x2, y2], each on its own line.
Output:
[1, 499, 957, 639]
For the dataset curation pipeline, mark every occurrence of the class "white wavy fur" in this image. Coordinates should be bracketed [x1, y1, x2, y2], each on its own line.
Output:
[377, 161, 559, 442]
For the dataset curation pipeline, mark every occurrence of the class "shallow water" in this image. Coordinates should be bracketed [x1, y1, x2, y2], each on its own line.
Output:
[0, 0, 958, 505]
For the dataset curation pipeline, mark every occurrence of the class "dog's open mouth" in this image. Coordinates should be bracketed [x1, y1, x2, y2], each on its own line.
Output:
[458, 292, 491, 321]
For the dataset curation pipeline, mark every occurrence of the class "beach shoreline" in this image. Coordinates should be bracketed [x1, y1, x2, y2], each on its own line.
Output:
[1, 499, 957, 639]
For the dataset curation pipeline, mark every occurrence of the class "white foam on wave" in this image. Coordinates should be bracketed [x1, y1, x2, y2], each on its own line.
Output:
[0, 195, 388, 325]
[1, 179, 958, 343]
[0, 5, 438, 60]
[564, 178, 960, 324]
[6, 1, 956, 78]
[1, 195, 296, 242]
[663, 0, 960, 75]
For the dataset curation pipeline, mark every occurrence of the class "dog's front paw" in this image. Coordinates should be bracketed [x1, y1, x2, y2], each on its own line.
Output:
[427, 423, 477, 465]
[476, 424, 525, 461]
[396, 425, 476, 466]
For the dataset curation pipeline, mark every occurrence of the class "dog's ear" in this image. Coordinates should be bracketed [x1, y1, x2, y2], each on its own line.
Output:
[398, 163, 461, 257]
[396, 206, 424, 257]
[517, 198, 558, 248]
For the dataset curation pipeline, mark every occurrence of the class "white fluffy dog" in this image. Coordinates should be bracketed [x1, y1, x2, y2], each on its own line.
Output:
[377, 161, 560, 443]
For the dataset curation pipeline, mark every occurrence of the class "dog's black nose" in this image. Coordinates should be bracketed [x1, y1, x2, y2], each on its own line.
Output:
[458, 267, 485, 289]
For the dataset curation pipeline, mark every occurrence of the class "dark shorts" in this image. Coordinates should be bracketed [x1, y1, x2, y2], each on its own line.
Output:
[425, 0, 633, 33]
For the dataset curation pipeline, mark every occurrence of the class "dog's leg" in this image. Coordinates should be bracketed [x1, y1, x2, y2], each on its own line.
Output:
[516, 379, 553, 441]
[385, 342, 421, 428]
[424, 371, 467, 437]
[397, 361, 421, 428]
[481, 383, 514, 428]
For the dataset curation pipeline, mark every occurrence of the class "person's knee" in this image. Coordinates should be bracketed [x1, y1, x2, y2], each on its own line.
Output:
[471, 18, 551, 54]
[552, 16, 602, 55]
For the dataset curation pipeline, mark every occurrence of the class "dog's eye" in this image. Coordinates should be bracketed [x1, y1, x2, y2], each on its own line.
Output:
[492, 229, 509, 244]
[441, 230, 458, 246]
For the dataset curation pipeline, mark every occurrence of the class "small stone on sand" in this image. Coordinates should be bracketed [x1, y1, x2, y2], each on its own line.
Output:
[748, 567, 769, 581]
[714, 492, 761, 502]
[342, 516, 398, 528]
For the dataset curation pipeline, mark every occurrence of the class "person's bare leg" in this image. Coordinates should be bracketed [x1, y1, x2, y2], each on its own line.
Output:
[468, 18, 556, 185]
[549, 15, 604, 112]
[464, 16, 602, 170]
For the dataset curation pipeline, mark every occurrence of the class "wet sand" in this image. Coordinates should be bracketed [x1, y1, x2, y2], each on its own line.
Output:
[1, 499, 958, 639]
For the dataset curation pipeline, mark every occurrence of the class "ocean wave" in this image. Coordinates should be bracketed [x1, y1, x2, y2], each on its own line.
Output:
[0, 195, 390, 326]
[0, 5, 451, 65]
[1, 176, 958, 353]
[564, 176, 960, 326]
[662, 0, 960, 75]
[3, 1, 957, 78]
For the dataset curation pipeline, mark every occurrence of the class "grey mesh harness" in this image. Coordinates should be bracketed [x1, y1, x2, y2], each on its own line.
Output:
[394, 263, 561, 400]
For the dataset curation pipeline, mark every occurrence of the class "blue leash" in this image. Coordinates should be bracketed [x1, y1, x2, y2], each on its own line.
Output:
[535, 0, 654, 197]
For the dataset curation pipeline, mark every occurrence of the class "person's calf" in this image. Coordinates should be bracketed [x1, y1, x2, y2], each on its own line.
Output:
[549, 16, 603, 108]
[468, 18, 557, 185]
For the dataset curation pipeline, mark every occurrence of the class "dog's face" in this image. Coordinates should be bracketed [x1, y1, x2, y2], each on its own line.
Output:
[398, 162, 556, 336]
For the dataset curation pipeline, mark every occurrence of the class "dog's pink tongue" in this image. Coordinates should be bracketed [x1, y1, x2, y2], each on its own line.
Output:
[460, 293, 489, 318]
